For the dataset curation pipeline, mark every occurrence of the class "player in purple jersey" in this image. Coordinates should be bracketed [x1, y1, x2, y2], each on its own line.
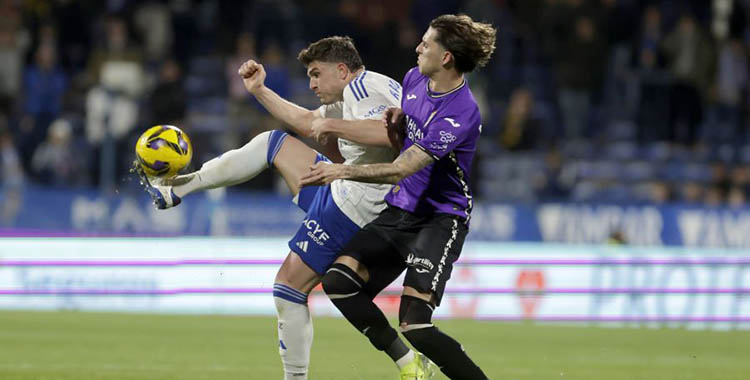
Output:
[300, 14, 496, 380]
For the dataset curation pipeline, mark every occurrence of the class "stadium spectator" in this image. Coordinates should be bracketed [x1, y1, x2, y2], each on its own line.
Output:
[50, 0, 91, 73]
[727, 186, 746, 208]
[534, 149, 574, 201]
[133, 0, 173, 63]
[84, 16, 145, 187]
[633, 5, 672, 142]
[499, 87, 540, 151]
[556, 15, 606, 140]
[0, 0, 29, 109]
[227, 32, 258, 103]
[30, 118, 88, 187]
[19, 42, 68, 165]
[704, 37, 748, 142]
[0, 118, 24, 226]
[150, 59, 186, 126]
[662, 13, 716, 146]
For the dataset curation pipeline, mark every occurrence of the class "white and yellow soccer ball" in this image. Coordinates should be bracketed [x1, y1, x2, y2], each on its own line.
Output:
[135, 125, 192, 177]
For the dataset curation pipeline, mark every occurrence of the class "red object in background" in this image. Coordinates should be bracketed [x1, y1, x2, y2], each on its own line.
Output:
[373, 294, 401, 315]
[515, 269, 546, 318]
[448, 267, 480, 317]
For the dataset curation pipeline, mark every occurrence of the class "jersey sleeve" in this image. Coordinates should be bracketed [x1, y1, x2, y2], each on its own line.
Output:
[345, 72, 401, 121]
[414, 110, 479, 160]
[317, 101, 343, 119]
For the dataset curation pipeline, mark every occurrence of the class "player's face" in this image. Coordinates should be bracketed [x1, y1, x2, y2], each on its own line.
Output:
[415, 27, 447, 76]
[306, 61, 345, 104]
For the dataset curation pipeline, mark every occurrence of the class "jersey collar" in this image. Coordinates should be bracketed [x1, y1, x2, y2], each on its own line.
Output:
[426, 78, 466, 98]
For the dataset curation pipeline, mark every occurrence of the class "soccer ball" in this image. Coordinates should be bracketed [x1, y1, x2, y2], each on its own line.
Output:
[135, 125, 192, 177]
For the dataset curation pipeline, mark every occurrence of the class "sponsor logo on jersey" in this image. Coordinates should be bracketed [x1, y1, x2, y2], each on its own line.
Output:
[406, 94, 417, 100]
[363, 104, 387, 119]
[302, 218, 330, 246]
[388, 79, 402, 100]
[392, 185, 400, 194]
[406, 116, 423, 142]
[429, 142, 448, 151]
[444, 117, 461, 127]
[439, 130, 457, 143]
[406, 253, 434, 274]
[295, 240, 309, 252]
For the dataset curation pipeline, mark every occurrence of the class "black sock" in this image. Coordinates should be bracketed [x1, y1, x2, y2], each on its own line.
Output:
[384, 336, 411, 362]
[403, 326, 488, 380]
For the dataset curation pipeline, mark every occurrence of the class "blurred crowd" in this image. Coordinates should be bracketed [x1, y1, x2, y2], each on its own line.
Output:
[0, 0, 748, 211]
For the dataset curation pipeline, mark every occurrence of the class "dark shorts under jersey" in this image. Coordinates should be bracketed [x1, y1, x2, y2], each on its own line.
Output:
[341, 205, 468, 306]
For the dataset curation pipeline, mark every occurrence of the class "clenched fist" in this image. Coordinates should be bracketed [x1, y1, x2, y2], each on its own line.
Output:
[237, 59, 266, 95]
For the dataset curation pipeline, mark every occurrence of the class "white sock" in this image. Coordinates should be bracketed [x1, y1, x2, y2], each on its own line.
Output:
[274, 293, 313, 380]
[395, 350, 416, 369]
[172, 131, 272, 197]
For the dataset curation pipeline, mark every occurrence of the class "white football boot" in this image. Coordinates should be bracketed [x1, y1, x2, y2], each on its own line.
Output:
[133, 163, 181, 209]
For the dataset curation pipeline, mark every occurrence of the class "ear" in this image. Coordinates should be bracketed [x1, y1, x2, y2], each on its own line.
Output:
[337, 63, 349, 79]
[441, 51, 454, 68]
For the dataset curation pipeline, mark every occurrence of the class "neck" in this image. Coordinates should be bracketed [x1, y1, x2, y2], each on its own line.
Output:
[345, 67, 365, 84]
[428, 69, 463, 93]
[335, 67, 365, 101]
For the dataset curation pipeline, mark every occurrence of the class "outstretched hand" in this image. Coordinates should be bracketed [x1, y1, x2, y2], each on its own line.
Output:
[299, 162, 348, 187]
[238, 59, 266, 95]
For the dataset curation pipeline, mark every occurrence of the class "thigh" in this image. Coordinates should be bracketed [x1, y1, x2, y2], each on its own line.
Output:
[275, 251, 322, 294]
[339, 209, 407, 295]
[402, 215, 468, 307]
[339, 210, 404, 273]
[288, 185, 361, 275]
[272, 135, 320, 196]
[363, 259, 406, 298]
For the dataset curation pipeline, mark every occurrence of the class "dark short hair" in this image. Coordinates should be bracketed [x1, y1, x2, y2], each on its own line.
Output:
[429, 14, 497, 73]
[297, 36, 363, 72]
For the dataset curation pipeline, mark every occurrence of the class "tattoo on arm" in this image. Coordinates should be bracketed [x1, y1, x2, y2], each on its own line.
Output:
[344, 145, 434, 184]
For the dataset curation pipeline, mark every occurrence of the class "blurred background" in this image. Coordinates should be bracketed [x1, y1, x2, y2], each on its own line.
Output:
[0, 0, 748, 232]
[0, 0, 749, 244]
[1, 2, 750, 378]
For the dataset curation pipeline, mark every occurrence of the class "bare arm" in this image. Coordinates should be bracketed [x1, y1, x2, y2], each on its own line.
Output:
[239, 60, 318, 137]
[299, 144, 434, 186]
[311, 118, 392, 147]
[310, 107, 405, 150]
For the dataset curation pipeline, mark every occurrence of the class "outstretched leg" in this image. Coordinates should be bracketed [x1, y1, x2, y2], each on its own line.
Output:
[167, 130, 318, 198]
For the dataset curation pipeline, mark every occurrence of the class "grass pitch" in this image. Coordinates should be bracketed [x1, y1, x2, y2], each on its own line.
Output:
[1, 310, 748, 380]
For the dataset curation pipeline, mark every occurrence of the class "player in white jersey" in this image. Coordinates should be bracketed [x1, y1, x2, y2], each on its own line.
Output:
[137, 36, 433, 380]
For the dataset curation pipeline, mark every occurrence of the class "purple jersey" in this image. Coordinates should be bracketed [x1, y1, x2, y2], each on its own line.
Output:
[385, 67, 481, 221]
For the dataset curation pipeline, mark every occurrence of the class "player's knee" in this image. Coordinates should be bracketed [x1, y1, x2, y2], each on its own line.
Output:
[399, 295, 435, 348]
[273, 283, 309, 306]
[321, 263, 364, 299]
[266, 129, 289, 166]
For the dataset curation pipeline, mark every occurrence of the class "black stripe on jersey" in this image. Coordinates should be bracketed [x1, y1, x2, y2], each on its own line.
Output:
[413, 143, 439, 161]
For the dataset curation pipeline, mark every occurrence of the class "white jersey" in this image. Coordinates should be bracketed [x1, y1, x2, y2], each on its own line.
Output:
[317, 70, 402, 227]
